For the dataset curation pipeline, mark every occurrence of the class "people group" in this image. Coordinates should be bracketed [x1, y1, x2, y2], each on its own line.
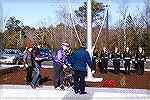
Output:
[23, 43, 42, 89]
[98, 46, 146, 75]
[23, 42, 147, 95]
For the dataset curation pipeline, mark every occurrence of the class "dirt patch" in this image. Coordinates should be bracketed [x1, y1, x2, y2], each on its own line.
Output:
[0, 68, 149, 89]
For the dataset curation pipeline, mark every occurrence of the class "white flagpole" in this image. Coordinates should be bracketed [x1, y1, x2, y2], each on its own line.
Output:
[86, 0, 103, 82]
[86, 0, 93, 79]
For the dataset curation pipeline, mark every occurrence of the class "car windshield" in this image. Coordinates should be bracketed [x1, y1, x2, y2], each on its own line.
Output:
[4, 50, 17, 54]
[3, 49, 23, 55]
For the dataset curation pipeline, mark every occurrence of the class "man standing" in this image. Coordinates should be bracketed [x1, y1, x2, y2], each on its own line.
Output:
[71, 42, 94, 94]
[92, 48, 98, 71]
[52, 43, 70, 89]
[31, 43, 42, 89]
[135, 47, 146, 75]
[111, 47, 121, 74]
[100, 47, 109, 74]
[123, 47, 132, 75]
[32, 43, 42, 67]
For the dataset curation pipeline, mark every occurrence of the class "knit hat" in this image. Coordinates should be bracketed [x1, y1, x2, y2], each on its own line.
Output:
[62, 43, 70, 47]
[26, 44, 33, 50]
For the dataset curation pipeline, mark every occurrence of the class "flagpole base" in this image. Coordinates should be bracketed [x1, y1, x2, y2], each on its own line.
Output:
[85, 77, 103, 82]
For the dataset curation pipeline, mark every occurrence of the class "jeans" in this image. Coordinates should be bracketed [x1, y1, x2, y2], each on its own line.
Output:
[31, 67, 40, 86]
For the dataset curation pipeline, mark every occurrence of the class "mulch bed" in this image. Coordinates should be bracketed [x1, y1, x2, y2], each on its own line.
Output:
[0, 67, 149, 89]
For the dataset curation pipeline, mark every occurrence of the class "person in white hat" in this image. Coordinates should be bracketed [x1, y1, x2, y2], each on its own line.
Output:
[52, 42, 70, 90]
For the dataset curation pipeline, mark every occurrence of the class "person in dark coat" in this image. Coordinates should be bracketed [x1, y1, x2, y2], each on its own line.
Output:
[111, 47, 121, 74]
[123, 47, 132, 75]
[30, 43, 42, 89]
[23, 44, 33, 84]
[92, 48, 98, 71]
[52, 43, 70, 90]
[32, 44, 42, 67]
[100, 47, 109, 74]
[70, 43, 94, 94]
[135, 47, 146, 75]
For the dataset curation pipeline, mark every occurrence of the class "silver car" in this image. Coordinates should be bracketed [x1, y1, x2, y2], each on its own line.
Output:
[0, 49, 24, 64]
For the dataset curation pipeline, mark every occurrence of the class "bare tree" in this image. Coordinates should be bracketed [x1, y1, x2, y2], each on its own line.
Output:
[0, 2, 3, 32]
[34, 17, 52, 28]
[137, 1, 150, 34]
[116, 0, 129, 50]
[55, 4, 81, 49]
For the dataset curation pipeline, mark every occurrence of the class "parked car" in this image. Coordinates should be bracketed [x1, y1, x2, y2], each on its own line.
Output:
[39, 48, 52, 61]
[0, 49, 24, 64]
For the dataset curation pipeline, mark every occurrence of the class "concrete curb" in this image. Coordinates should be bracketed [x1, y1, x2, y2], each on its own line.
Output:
[1, 84, 149, 99]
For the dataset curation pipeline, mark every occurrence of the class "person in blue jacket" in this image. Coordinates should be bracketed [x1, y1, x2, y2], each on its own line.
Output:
[71, 42, 94, 94]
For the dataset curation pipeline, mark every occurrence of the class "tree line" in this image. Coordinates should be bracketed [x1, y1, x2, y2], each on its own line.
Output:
[2, 0, 150, 55]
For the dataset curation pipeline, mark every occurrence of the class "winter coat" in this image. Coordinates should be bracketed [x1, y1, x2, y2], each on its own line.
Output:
[71, 47, 93, 72]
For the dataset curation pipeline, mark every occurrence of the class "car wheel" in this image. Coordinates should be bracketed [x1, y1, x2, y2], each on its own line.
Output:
[15, 59, 19, 65]
[15, 59, 22, 65]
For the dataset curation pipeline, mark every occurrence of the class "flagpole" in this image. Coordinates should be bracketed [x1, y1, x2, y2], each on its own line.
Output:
[86, 0, 103, 82]
[86, 0, 93, 79]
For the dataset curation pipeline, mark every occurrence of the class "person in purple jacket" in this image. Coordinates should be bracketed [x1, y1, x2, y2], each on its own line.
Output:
[52, 43, 70, 89]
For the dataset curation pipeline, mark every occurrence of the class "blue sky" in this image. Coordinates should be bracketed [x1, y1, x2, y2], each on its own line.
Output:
[2, 0, 146, 29]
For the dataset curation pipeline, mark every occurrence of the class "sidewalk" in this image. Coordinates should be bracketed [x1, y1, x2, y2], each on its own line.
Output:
[1, 84, 149, 100]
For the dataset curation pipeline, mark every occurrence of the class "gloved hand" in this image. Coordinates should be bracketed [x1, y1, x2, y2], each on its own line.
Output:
[91, 70, 95, 74]
[110, 60, 113, 63]
[68, 64, 71, 66]
[99, 60, 101, 62]
[130, 61, 132, 64]
[25, 64, 28, 68]
[92, 46, 95, 51]
[63, 64, 67, 69]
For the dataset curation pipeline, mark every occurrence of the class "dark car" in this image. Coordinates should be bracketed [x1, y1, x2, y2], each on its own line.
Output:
[0, 49, 24, 64]
[40, 48, 52, 61]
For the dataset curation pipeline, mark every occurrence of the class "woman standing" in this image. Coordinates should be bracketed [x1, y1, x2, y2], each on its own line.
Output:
[23, 44, 33, 85]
